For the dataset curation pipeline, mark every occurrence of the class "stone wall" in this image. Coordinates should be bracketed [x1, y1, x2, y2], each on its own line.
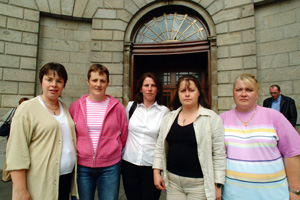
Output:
[0, 2, 39, 116]
[36, 17, 92, 105]
[255, 0, 300, 126]
[36, 14, 126, 105]
[216, 2, 257, 112]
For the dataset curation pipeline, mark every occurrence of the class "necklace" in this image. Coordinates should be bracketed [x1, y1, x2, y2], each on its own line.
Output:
[235, 106, 257, 126]
[181, 110, 198, 125]
[46, 106, 59, 115]
[41, 96, 60, 115]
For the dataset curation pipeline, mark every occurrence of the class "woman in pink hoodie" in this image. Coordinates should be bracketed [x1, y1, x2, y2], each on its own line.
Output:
[69, 64, 128, 200]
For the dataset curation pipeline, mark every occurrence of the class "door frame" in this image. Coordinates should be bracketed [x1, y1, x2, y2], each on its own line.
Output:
[130, 40, 211, 106]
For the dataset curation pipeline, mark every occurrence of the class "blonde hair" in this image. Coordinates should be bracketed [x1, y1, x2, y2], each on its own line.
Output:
[234, 73, 260, 91]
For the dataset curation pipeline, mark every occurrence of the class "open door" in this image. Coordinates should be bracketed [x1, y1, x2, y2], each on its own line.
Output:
[131, 46, 210, 108]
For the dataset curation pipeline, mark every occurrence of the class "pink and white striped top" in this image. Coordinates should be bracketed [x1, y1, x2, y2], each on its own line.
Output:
[86, 96, 110, 153]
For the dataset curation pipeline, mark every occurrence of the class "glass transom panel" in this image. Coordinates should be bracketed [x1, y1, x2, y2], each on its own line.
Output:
[176, 72, 199, 81]
[135, 13, 208, 43]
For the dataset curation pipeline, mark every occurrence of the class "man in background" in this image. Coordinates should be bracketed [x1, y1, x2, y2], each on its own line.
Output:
[263, 85, 297, 127]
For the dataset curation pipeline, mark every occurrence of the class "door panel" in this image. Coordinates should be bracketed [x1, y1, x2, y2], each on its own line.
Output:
[131, 50, 210, 108]
[162, 89, 176, 108]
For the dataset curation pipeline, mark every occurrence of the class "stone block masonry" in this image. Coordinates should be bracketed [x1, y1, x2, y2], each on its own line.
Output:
[255, 0, 300, 127]
[37, 17, 92, 103]
[6, 43, 37, 57]
[0, 3, 40, 138]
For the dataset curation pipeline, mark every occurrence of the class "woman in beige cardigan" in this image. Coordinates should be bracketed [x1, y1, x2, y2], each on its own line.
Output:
[153, 75, 226, 200]
[6, 63, 78, 200]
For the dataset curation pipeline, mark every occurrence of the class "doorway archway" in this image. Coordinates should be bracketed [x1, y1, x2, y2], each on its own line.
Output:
[123, 2, 217, 109]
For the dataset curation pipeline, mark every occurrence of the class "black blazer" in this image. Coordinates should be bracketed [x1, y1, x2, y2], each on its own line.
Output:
[263, 95, 298, 127]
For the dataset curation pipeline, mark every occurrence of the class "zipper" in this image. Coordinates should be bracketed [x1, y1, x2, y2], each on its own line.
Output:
[81, 97, 97, 168]
[93, 154, 96, 167]
[91, 97, 117, 167]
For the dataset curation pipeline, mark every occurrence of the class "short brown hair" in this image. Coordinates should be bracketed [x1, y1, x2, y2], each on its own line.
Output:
[19, 97, 29, 104]
[87, 64, 109, 82]
[39, 62, 68, 87]
[270, 84, 280, 91]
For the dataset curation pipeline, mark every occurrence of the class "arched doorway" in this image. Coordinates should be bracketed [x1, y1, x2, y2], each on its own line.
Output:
[123, 3, 217, 109]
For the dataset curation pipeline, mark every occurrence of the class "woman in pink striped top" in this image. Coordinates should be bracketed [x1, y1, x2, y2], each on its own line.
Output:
[220, 73, 300, 200]
[69, 64, 128, 200]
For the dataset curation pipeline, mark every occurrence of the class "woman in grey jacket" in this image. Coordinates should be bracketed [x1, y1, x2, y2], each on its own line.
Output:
[153, 75, 226, 200]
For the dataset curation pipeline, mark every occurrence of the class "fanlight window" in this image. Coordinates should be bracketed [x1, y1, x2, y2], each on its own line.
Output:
[135, 13, 208, 43]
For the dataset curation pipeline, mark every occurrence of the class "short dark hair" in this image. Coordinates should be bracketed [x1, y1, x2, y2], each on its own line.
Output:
[39, 62, 68, 87]
[270, 84, 281, 91]
[19, 97, 29, 105]
[135, 72, 163, 105]
[171, 75, 210, 110]
[87, 64, 109, 82]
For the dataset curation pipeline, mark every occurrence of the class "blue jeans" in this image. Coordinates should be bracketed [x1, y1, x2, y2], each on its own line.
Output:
[77, 161, 121, 200]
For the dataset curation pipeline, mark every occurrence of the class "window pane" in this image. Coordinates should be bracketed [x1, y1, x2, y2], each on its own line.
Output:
[159, 72, 171, 85]
[135, 13, 208, 43]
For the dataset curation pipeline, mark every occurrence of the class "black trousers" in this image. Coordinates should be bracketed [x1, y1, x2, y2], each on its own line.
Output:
[122, 160, 161, 200]
[59, 172, 72, 200]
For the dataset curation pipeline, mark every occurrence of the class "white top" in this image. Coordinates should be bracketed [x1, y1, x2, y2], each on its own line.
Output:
[86, 96, 110, 153]
[122, 101, 169, 166]
[38, 96, 75, 175]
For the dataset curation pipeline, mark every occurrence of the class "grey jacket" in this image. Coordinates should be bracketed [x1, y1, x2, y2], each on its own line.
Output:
[153, 105, 226, 200]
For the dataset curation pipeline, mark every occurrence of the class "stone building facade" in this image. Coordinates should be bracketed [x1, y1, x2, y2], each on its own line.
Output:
[0, 0, 299, 169]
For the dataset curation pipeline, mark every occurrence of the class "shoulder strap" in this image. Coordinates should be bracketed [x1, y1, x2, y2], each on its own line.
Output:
[5, 107, 16, 124]
[129, 101, 137, 120]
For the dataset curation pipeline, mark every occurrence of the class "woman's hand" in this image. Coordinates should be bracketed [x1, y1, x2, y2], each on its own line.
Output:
[14, 189, 31, 200]
[285, 156, 300, 200]
[11, 170, 32, 200]
[153, 169, 166, 190]
[290, 191, 300, 200]
[215, 185, 222, 200]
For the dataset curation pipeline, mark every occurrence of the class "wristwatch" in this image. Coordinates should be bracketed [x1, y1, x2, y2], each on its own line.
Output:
[216, 183, 223, 189]
[289, 187, 300, 195]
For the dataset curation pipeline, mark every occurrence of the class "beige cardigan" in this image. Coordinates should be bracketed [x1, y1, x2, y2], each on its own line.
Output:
[153, 105, 226, 200]
[6, 97, 78, 199]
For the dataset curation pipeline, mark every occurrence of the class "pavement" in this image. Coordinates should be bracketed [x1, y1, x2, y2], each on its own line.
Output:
[0, 175, 11, 200]
[0, 172, 166, 200]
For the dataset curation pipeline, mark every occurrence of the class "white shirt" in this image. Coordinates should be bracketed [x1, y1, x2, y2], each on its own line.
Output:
[38, 96, 75, 175]
[122, 101, 169, 166]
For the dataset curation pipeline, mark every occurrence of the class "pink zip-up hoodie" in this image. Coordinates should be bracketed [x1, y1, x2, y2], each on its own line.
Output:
[69, 95, 128, 168]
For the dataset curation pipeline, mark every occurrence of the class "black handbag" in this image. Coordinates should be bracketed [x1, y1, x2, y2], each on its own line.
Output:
[0, 123, 11, 137]
[0, 108, 16, 137]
